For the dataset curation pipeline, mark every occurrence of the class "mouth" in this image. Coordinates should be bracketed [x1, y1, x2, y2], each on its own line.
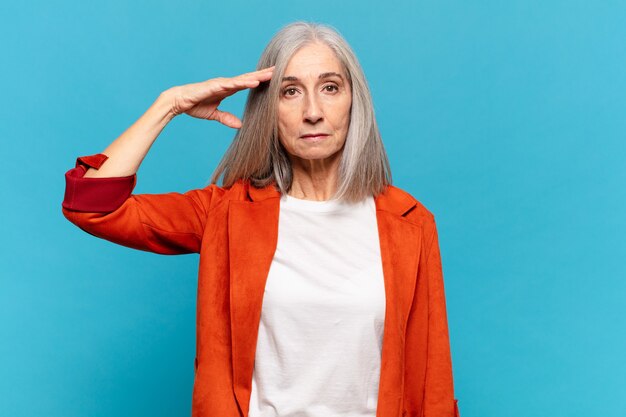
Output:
[300, 133, 330, 141]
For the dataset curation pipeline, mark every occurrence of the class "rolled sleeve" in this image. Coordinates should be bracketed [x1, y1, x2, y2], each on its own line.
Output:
[62, 153, 136, 213]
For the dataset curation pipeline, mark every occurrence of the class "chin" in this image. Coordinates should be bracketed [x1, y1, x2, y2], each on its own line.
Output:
[296, 147, 343, 161]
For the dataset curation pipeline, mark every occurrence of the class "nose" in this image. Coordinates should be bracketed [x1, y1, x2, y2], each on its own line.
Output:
[303, 93, 323, 124]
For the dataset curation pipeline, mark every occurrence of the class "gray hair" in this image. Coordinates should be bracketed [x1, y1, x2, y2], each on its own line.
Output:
[210, 21, 392, 203]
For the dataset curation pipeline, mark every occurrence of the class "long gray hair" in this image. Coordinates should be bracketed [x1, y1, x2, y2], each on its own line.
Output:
[210, 21, 392, 203]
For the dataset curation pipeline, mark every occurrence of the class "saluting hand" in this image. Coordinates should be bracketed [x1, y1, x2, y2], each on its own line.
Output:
[166, 66, 275, 128]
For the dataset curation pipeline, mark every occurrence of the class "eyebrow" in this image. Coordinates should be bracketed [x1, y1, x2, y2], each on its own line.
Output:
[282, 72, 344, 82]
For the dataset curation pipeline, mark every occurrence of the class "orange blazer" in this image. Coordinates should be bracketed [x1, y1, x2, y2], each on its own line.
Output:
[62, 154, 460, 417]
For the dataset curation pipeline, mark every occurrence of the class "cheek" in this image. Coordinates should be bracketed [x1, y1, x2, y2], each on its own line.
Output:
[333, 98, 352, 130]
[277, 109, 301, 152]
[278, 106, 298, 134]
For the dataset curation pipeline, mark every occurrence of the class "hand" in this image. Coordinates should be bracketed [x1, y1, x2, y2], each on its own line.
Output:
[165, 66, 274, 128]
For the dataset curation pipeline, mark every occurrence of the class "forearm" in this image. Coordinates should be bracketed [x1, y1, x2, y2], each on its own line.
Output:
[83, 90, 176, 178]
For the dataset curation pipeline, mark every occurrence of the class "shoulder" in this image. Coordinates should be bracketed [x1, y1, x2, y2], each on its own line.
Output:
[383, 184, 436, 223]
[384, 184, 441, 252]
[194, 179, 252, 211]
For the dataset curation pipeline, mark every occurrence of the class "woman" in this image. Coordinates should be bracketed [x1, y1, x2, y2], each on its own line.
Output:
[62, 21, 460, 417]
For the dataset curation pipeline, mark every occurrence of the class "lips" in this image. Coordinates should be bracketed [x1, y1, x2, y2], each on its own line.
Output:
[300, 133, 329, 139]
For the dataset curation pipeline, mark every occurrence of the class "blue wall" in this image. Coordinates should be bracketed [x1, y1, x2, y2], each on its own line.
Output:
[1, 1, 624, 416]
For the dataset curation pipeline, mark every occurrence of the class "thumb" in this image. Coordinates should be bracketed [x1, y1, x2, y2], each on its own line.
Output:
[210, 109, 243, 129]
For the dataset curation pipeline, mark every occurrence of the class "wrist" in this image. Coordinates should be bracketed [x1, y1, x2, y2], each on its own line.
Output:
[158, 89, 178, 122]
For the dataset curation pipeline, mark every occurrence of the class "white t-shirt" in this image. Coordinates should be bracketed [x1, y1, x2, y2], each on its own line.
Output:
[248, 192, 386, 417]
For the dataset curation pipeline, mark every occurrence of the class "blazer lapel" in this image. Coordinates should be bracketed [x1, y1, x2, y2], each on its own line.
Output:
[228, 180, 281, 417]
[228, 179, 422, 417]
[373, 191, 423, 417]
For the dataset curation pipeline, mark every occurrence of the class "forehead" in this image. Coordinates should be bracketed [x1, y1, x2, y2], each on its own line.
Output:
[283, 42, 344, 76]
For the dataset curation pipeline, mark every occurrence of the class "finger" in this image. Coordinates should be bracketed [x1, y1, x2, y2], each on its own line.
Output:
[219, 77, 263, 93]
[249, 66, 274, 73]
[211, 109, 242, 129]
[229, 72, 272, 89]
[213, 83, 255, 100]
[238, 66, 274, 80]
[255, 69, 274, 81]
[230, 77, 263, 87]
[248, 66, 275, 74]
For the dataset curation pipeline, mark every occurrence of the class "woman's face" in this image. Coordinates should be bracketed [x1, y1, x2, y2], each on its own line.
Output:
[277, 42, 352, 164]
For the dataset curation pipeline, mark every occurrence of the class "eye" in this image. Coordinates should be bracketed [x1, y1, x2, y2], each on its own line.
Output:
[282, 87, 299, 97]
[324, 84, 339, 92]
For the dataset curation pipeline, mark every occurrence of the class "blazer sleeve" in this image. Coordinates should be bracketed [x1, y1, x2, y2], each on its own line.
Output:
[420, 217, 460, 417]
[61, 154, 218, 255]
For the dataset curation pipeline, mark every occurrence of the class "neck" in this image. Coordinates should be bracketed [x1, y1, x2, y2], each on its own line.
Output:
[288, 152, 341, 201]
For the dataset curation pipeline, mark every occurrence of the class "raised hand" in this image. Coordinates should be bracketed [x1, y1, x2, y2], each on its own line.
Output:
[167, 66, 275, 128]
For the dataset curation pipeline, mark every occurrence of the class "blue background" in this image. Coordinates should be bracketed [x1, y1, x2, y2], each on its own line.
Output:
[1, 1, 625, 416]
